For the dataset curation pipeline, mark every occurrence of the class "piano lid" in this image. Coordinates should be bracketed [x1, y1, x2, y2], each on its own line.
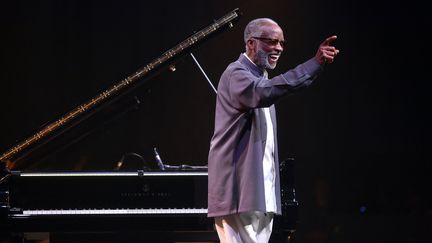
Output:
[0, 9, 241, 171]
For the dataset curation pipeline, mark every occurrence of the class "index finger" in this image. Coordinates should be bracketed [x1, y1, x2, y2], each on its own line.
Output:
[322, 35, 337, 46]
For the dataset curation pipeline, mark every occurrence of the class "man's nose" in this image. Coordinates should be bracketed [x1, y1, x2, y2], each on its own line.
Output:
[275, 42, 283, 52]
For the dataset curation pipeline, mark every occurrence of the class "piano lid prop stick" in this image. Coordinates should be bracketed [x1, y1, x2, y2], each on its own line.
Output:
[190, 53, 217, 95]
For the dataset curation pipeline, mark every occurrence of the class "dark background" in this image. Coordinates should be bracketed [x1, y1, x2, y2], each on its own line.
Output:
[1, 0, 430, 242]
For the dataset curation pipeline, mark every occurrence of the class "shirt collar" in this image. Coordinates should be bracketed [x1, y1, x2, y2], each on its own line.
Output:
[242, 53, 256, 66]
[239, 53, 267, 78]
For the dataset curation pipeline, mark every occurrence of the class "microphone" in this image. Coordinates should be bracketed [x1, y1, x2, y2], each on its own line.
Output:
[153, 147, 165, 171]
[114, 156, 124, 170]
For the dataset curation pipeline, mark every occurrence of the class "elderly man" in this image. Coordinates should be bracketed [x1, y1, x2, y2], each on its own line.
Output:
[207, 18, 339, 243]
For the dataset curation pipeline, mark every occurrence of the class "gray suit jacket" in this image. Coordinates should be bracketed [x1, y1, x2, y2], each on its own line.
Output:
[208, 54, 322, 217]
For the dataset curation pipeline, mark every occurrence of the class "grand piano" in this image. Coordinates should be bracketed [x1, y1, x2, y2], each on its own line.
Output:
[0, 8, 298, 243]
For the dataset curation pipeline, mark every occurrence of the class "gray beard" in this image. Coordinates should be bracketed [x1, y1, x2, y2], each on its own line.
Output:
[257, 50, 276, 70]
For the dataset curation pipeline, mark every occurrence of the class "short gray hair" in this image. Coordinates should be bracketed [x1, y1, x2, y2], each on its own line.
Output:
[243, 18, 278, 44]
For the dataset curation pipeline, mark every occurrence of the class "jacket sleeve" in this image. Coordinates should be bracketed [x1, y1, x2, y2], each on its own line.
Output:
[228, 58, 322, 110]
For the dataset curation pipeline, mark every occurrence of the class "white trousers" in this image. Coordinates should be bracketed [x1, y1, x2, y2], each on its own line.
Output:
[214, 211, 274, 243]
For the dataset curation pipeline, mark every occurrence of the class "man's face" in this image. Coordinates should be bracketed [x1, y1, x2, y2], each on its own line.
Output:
[251, 24, 284, 70]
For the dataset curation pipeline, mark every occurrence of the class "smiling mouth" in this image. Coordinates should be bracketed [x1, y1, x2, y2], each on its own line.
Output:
[269, 54, 280, 63]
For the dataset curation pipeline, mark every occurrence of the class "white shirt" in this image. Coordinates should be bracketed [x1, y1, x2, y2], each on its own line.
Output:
[262, 96, 277, 213]
[242, 53, 277, 213]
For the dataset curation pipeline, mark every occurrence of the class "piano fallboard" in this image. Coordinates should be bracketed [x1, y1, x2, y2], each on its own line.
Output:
[7, 171, 208, 211]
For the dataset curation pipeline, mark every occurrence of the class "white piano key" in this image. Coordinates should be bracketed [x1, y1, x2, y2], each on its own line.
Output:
[22, 208, 208, 215]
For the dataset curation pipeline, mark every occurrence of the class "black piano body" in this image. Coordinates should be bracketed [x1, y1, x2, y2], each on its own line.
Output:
[0, 167, 298, 242]
[0, 170, 220, 242]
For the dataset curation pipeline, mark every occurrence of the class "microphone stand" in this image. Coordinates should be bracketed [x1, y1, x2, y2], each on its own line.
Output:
[153, 147, 207, 171]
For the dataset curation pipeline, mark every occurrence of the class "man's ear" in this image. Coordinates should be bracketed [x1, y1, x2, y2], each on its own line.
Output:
[246, 39, 255, 50]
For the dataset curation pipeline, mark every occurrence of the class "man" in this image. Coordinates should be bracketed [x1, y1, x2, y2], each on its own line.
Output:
[207, 18, 339, 243]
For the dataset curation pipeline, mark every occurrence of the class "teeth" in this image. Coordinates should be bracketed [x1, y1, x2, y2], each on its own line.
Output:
[269, 54, 279, 60]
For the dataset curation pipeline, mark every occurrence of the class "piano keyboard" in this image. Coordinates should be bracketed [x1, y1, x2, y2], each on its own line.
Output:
[21, 208, 208, 216]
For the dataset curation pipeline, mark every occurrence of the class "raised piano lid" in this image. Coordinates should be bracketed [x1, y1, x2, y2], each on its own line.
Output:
[0, 8, 241, 171]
